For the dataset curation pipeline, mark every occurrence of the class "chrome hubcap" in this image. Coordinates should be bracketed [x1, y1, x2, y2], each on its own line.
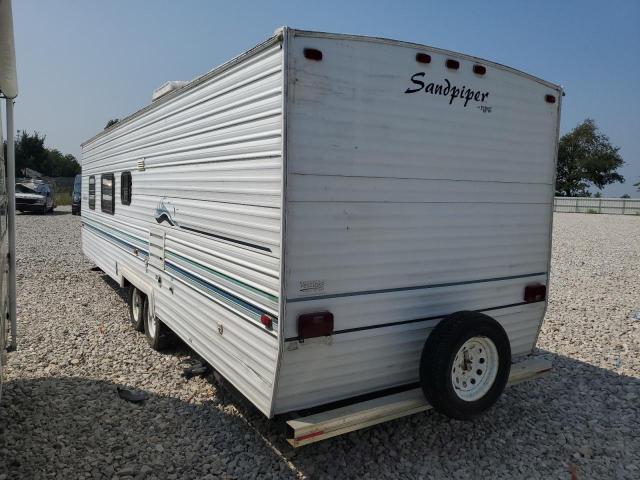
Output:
[132, 289, 142, 320]
[451, 336, 499, 401]
[147, 306, 157, 339]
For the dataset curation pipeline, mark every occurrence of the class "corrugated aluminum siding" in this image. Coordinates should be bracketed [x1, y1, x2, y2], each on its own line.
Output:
[274, 31, 560, 413]
[81, 39, 284, 416]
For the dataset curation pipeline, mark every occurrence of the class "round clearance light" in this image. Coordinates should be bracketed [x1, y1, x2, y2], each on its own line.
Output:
[473, 64, 486, 75]
[303, 48, 323, 61]
[416, 52, 431, 64]
[446, 59, 460, 70]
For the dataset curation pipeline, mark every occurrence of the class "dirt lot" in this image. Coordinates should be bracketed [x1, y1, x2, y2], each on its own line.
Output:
[1, 208, 638, 479]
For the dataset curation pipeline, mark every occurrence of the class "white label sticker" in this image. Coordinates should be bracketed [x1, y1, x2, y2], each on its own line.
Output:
[299, 280, 325, 294]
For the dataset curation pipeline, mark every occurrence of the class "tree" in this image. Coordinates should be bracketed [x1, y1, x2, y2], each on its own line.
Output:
[14, 130, 48, 174]
[104, 118, 119, 129]
[635, 180, 639, 192]
[621, 194, 631, 199]
[13, 131, 80, 177]
[555, 119, 624, 197]
[593, 191, 602, 198]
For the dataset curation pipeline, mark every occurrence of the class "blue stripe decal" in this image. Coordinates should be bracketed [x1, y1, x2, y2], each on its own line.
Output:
[165, 260, 276, 321]
[84, 221, 278, 323]
[286, 272, 547, 303]
[84, 219, 148, 250]
[84, 222, 148, 257]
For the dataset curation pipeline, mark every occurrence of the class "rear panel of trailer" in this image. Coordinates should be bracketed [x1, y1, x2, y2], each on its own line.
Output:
[275, 31, 561, 413]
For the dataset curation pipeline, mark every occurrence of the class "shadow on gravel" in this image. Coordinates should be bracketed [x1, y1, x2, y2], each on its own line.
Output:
[240, 350, 640, 479]
[2, 351, 637, 479]
[57, 275, 640, 479]
[0, 376, 296, 480]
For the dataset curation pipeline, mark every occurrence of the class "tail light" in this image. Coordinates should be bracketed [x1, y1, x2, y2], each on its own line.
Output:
[297, 311, 334, 341]
[524, 284, 546, 303]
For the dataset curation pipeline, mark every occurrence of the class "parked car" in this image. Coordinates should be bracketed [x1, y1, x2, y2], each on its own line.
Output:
[71, 174, 81, 215]
[15, 179, 56, 214]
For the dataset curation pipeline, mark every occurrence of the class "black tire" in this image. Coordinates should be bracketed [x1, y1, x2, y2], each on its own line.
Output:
[128, 286, 145, 332]
[419, 311, 511, 420]
[143, 296, 171, 351]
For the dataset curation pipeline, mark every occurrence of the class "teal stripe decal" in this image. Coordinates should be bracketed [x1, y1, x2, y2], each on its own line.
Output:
[165, 261, 278, 337]
[84, 219, 147, 250]
[84, 222, 148, 257]
[165, 251, 278, 303]
[84, 220, 279, 331]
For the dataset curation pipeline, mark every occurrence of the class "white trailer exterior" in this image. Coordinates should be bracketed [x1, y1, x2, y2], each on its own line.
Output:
[81, 28, 561, 427]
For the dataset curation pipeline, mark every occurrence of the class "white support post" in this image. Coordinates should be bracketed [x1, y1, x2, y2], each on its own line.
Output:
[6, 99, 16, 350]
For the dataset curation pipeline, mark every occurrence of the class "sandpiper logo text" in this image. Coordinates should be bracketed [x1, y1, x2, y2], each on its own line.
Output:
[404, 73, 490, 108]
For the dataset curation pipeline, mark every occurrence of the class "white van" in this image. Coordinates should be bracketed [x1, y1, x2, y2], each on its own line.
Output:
[81, 28, 561, 445]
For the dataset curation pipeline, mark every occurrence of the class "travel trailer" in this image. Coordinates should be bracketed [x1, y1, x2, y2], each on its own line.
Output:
[81, 28, 561, 445]
[0, 0, 19, 398]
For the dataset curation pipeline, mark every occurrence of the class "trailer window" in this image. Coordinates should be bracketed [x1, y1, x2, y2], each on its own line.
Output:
[101, 173, 115, 214]
[88, 176, 95, 210]
[121, 171, 132, 206]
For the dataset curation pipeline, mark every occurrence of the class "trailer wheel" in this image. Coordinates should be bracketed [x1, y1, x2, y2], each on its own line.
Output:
[128, 286, 145, 332]
[143, 297, 170, 351]
[419, 311, 511, 420]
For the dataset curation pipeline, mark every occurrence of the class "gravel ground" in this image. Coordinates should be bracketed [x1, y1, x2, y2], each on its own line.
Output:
[1, 208, 639, 479]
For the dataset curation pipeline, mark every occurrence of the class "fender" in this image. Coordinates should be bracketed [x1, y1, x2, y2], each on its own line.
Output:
[118, 263, 156, 317]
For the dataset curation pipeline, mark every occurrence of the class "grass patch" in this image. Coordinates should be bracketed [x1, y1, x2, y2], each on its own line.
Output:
[55, 187, 73, 206]
[587, 208, 599, 214]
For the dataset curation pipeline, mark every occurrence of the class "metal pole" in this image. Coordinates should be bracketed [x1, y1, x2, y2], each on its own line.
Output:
[6, 99, 16, 350]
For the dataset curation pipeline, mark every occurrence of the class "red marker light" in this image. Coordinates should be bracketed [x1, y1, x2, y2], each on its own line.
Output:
[473, 64, 486, 75]
[304, 48, 323, 61]
[260, 314, 273, 330]
[545, 94, 556, 104]
[416, 53, 431, 64]
[446, 59, 460, 70]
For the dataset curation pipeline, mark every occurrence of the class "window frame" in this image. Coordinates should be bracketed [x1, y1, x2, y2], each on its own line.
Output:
[88, 176, 96, 210]
[101, 173, 115, 215]
[120, 171, 132, 206]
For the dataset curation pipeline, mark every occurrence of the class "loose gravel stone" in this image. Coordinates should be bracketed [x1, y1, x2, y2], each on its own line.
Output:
[0, 209, 638, 479]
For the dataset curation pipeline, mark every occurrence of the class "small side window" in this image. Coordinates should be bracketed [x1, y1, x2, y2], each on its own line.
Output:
[121, 171, 132, 206]
[101, 173, 115, 214]
[88, 176, 95, 210]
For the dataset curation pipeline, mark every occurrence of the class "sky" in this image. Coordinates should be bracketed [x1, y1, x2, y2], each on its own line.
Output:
[10, 0, 640, 196]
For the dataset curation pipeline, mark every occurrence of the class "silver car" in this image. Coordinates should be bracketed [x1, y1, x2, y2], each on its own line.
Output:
[15, 180, 56, 214]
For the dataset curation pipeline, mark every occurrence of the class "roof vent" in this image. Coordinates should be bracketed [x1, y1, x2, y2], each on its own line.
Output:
[152, 81, 189, 102]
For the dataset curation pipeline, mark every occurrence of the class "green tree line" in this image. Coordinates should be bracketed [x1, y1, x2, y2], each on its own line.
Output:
[4, 131, 80, 177]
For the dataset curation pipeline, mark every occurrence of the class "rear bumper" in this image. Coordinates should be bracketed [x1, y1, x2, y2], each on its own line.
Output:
[286, 355, 552, 447]
[16, 202, 45, 212]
